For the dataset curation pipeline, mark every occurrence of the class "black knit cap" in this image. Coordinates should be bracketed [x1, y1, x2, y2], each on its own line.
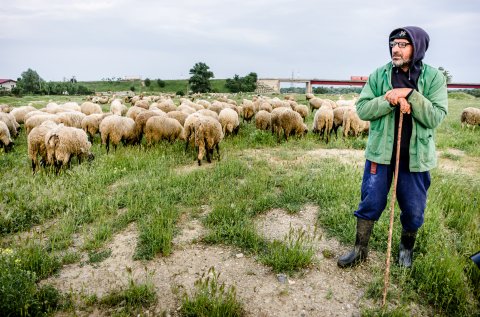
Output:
[390, 29, 411, 42]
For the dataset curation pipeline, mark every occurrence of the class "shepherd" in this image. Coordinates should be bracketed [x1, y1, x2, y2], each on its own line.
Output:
[337, 26, 448, 269]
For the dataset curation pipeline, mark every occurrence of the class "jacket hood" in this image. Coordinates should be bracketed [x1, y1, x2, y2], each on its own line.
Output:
[389, 26, 430, 74]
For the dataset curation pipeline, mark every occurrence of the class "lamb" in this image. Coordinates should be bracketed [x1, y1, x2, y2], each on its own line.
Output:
[274, 108, 308, 142]
[110, 99, 128, 116]
[218, 108, 240, 136]
[294, 104, 309, 121]
[27, 120, 58, 172]
[9, 105, 37, 124]
[343, 108, 370, 137]
[255, 110, 272, 131]
[460, 107, 480, 129]
[194, 115, 224, 165]
[80, 102, 103, 115]
[0, 121, 13, 153]
[81, 113, 111, 142]
[0, 112, 20, 137]
[312, 104, 334, 143]
[45, 125, 94, 174]
[144, 116, 184, 145]
[99, 115, 138, 153]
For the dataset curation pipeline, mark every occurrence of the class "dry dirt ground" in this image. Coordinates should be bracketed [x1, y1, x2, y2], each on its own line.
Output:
[45, 148, 467, 316]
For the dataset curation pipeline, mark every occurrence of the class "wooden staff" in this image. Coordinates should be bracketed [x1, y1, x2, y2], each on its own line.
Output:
[382, 111, 404, 307]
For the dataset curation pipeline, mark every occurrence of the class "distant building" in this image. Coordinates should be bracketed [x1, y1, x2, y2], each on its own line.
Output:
[0, 79, 16, 91]
[123, 76, 142, 81]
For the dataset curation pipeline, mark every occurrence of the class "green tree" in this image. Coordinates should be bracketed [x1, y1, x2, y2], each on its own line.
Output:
[225, 72, 257, 93]
[188, 62, 214, 93]
[17, 68, 44, 94]
[438, 67, 452, 83]
[144, 78, 151, 87]
[157, 79, 166, 88]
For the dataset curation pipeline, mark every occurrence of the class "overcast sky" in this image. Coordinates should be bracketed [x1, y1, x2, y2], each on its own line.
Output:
[1, 0, 479, 83]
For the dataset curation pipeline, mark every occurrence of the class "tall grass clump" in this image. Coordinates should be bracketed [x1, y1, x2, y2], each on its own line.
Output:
[99, 271, 157, 315]
[261, 227, 318, 274]
[181, 267, 244, 317]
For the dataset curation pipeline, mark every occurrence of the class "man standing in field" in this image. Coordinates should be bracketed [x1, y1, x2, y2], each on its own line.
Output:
[337, 26, 448, 268]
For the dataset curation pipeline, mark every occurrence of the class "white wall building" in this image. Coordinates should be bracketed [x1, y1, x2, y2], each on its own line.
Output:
[0, 79, 16, 91]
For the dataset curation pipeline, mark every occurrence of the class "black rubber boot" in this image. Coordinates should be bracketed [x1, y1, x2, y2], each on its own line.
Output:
[398, 229, 417, 268]
[337, 218, 375, 268]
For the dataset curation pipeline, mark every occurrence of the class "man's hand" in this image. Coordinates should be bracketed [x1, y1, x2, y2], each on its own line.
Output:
[385, 88, 412, 105]
[398, 97, 411, 114]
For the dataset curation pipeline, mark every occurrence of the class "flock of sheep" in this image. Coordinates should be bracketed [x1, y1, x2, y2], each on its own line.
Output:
[1, 93, 478, 174]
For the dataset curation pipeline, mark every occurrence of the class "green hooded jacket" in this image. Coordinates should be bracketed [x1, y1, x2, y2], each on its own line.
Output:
[356, 62, 448, 172]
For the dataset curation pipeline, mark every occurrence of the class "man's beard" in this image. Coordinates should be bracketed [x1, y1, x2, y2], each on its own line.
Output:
[392, 55, 411, 68]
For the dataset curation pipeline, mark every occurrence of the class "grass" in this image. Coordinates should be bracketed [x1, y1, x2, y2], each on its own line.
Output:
[181, 267, 244, 317]
[0, 94, 479, 316]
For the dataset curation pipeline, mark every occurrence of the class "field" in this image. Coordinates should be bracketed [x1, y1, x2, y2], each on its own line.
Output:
[0, 93, 479, 316]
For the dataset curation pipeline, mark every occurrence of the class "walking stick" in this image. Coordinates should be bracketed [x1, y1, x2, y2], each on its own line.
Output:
[382, 111, 404, 307]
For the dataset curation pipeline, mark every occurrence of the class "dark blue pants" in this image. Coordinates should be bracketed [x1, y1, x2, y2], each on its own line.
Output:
[354, 160, 431, 231]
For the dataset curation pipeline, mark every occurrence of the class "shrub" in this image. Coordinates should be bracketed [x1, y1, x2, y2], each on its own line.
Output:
[176, 90, 185, 96]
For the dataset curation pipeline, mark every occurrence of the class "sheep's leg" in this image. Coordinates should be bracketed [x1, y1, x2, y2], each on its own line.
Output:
[105, 136, 110, 154]
[233, 125, 240, 135]
[31, 159, 37, 174]
[205, 139, 211, 163]
[216, 144, 221, 160]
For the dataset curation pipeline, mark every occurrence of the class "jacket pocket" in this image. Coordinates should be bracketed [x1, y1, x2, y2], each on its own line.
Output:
[416, 128, 434, 163]
[367, 130, 384, 155]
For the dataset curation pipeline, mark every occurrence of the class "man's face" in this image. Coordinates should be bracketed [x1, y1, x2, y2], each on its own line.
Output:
[391, 39, 413, 68]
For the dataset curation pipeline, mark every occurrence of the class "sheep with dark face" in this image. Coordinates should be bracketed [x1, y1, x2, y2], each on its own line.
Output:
[45, 125, 94, 174]
[0, 121, 14, 153]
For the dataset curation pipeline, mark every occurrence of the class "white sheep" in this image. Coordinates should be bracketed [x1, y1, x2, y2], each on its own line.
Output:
[312, 104, 334, 143]
[110, 99, 128, 116]
[0, 121, 13, 152]
[461, 107, 480, 129]
[27, 120, 58, 172]
[126, 105, 147, 121]
[55, 111, 86, 129]
[99, 115, 138, 153]
[197, 109, 219, 121]
[25, 114, 59, 135]
[0, 112, 20, 138]
[81, 113, 111, 142]
[80, 102, 103, 115]
[167, 110, 189, 126]
[45, 125, 94, 174]
[343, 108, 369, 137]
[294, 104, 309, 121]
[144, 116, 184, 145]
[255, 110, 272, 131]
[241, 99, 255, 123]
[218, 108, 240, 136]
[9, 105, 37, 124]
[134, 110, 166, 143]
[332, 105, 355, 138]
